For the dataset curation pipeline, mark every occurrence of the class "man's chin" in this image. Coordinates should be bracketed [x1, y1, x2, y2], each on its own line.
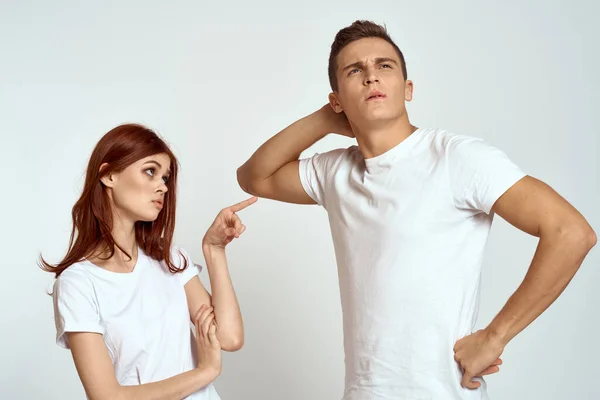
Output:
[361, 111, 397, 124]
[345, 107, 402, 129]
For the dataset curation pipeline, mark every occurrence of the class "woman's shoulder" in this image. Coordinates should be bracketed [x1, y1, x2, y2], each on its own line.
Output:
[162, 244, 191, 266]
[55, 260, 93, 283]
[52, 261, 96, 301]
[147, 243, 200, 274]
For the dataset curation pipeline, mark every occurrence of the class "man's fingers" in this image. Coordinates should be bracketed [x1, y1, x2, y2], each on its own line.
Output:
[461, 370, 472, 388]
[477, 359, 503, 376]
[466, 380, 481, 390]
[479, 365, 500, 376]
[460, 363, 500, 389]
[461, 372, 481, 390]
[460, 366, 484, 390]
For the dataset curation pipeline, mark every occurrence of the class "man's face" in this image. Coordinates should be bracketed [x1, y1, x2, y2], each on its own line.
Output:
[330, 37, 413, 128]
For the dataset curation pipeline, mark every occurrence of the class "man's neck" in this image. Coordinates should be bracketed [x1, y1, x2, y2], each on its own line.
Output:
[353, 116, 417, 159]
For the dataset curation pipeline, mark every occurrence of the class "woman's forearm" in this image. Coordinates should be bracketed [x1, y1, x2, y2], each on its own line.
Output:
[202, 244, 244, 351]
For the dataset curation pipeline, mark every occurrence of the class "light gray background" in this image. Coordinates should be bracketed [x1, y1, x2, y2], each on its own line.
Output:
[1, 0, 598, 399]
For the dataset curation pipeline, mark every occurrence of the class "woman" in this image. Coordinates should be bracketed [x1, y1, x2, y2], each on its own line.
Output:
[40, 123, 256, 399]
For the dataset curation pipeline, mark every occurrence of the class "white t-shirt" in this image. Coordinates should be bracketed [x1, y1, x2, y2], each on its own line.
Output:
[299, 128, 526, 400]
[53, 245, 220, 400]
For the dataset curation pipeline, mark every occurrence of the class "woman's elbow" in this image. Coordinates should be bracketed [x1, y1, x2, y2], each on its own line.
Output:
[220, 333, 244, 352]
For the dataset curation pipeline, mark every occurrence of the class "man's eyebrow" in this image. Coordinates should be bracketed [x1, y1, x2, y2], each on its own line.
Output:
[374, 57, 398, 65]
[342, 61, 365, 72]
[342, 57, 399, 72]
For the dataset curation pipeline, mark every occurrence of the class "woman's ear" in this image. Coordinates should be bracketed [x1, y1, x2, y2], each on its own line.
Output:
[99, 163, 115, 187]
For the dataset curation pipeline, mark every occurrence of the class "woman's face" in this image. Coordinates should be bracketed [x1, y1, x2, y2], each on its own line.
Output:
[101, 153, 171, 223]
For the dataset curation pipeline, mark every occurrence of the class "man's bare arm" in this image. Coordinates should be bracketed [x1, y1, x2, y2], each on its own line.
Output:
[454, 176, 596, 389]
[487, 176, 596, 343]
[237, 105, 352, 204]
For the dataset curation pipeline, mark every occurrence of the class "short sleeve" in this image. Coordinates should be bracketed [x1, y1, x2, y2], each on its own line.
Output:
[298, 148, 346, 207]
[53, 272, 104, 349]
[446, 136, 527, 214]
[172, 246, 201, 286]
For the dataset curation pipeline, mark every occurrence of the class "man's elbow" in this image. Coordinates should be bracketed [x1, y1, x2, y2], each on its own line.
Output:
[237, 166, 255, 196]
[561, 221, 597, 253]
[582, 225, 597, 250]
[236, 167, 252, 194]
[236, 167, 263, 197]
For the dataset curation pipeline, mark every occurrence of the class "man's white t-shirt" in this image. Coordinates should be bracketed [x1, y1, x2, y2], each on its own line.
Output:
[53, 246, 220, 399]
[298, 128, 526, 400]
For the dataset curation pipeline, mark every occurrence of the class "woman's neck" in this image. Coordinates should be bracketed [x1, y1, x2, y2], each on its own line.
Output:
[89, 214, 139, 273]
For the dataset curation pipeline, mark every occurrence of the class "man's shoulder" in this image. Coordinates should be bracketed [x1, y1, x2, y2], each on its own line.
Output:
[312, 145, 359, 158]
[301, 145, 361, 167]
[417, 128, 490, 159]
[419, 127, 480, 145]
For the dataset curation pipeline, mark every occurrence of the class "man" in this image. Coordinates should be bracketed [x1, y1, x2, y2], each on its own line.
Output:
[236, 20, 596, 399]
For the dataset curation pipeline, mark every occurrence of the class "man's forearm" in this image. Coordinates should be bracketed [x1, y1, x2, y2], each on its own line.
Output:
[487, 228, 596, 346]
[202, 244, 244, 351]
[237, 109, 329, 185]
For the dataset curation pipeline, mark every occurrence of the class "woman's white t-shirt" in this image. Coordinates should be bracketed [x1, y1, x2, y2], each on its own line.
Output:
[52, 245, 220, 399]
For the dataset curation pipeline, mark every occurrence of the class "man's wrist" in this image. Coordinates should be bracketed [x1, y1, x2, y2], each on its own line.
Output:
[485, 323, 511, 348]
[306, 107, 334, 138]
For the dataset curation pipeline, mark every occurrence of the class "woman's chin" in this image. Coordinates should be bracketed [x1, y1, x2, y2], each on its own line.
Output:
[137, 211, 161, 223]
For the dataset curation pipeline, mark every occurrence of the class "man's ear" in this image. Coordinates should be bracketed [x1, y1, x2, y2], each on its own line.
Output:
[328, 92, 344, 113]
[404, 79, 414, 102]
[99, 163, 115, 187]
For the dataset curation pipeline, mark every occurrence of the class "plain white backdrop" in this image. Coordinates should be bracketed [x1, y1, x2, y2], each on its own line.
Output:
[1, 0, 598, 399]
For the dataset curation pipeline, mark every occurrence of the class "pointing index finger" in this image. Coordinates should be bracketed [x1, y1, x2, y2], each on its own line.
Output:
[229, 196, 258, 213]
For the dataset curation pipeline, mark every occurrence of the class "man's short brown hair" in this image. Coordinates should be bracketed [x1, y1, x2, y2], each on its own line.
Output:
[328, 20, 407, 92]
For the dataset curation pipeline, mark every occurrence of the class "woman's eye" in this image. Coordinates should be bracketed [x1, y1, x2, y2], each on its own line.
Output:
[145, 168, 168, 184]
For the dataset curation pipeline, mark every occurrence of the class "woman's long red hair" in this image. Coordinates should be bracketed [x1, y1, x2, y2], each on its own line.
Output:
[40, 123, 187, 278]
